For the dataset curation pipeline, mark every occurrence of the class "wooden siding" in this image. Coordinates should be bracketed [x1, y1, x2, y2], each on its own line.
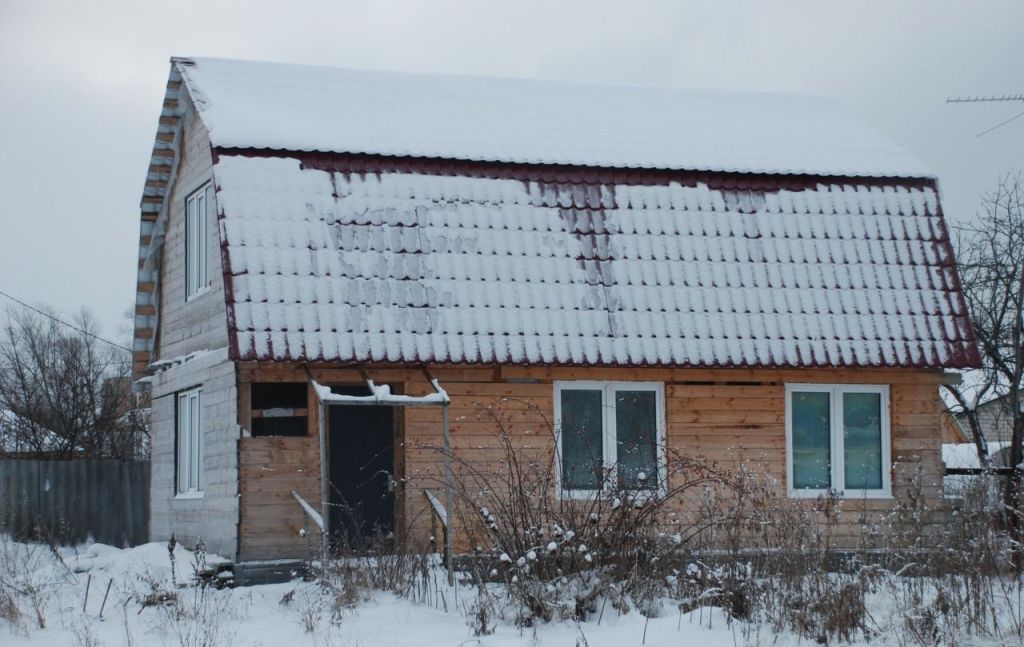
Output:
[237, 436, 319, 560]
[235, 364, 948, 560]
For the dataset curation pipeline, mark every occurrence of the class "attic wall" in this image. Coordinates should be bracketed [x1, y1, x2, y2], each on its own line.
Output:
[149, 350, 238, 559]
[155, 94, 230, 361]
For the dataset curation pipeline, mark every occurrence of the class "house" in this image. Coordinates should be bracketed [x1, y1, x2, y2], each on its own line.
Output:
[952, 390, 1022, 445]
[133, 57, 979, 565]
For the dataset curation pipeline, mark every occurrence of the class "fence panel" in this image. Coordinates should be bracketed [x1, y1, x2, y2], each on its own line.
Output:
[0, 459, 149, 547]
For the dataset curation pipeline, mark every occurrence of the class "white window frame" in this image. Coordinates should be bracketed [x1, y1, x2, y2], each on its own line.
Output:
[785, 383, 891, 499]
[176, 388, 203, 497]
[553, 381, 666, 499]
[185, 182, 212, 300]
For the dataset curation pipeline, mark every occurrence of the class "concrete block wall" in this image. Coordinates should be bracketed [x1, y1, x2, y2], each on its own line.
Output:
[149, 349, 239, 559]
[157, 94, 229, 360]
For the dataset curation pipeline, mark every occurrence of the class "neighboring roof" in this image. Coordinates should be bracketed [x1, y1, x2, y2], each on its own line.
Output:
[943, 442, 1012, 469]
[213, 153, 978, 368]
[174, 57, 932, 179]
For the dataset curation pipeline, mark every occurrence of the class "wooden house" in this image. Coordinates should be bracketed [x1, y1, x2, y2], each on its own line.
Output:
[133, 57, 979, 567]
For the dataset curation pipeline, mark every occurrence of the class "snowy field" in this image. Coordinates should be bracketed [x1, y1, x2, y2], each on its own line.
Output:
[0, 538, 1019, 647]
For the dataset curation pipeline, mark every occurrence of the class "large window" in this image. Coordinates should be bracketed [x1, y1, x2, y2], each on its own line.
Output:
[176, 388, 203, 495]
[554, 382, 664, 497]
[185, 183, 212, 299]
[786, 384, 890, 498]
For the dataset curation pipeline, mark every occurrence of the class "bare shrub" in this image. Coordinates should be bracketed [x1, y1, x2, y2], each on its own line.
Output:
[0, 587, 21, 632]
[465, 582, 498, 636]
[302, 509, 448, 622]
[878, 468, 1024, 645]
[157, 586, 236, 647]
[69, 614, 102, 647]
[0, 534, 50, 630]
[421, 397, 734, 627]
[137, 538, 238, 647]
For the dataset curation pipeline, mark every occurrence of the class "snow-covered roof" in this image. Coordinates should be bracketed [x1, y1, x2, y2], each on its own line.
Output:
[943, 442, 1012, 469]
[214, 154, 977, 368]
[175, 57, 931, 179]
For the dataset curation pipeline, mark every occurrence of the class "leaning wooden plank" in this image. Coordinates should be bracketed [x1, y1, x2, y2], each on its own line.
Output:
[290, 490, 323, 531]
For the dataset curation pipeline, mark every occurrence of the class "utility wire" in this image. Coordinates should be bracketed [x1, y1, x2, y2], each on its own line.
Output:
[977, 109, 1024, 138]
[0, 288, 133, 353]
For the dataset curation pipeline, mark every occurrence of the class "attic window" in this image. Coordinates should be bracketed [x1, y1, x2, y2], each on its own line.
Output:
[251, 382, 308, 437]
[185, 183, 212, 299]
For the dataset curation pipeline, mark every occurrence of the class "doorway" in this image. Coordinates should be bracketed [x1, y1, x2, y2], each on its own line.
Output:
[327, 386, 396, 550]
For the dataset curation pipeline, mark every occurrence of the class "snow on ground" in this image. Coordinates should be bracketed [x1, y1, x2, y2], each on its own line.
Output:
[0, 538, 1017, 647]
[0, 539, 762, 647]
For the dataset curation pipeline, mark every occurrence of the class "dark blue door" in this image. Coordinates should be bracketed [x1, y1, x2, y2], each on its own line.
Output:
[327, 387, 395, 549]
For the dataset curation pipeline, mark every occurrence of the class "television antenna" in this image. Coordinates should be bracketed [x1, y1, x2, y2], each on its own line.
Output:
[946, 94, 1024, 137]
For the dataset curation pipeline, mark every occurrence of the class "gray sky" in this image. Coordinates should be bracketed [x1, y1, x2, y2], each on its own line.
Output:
[0, 0, 1020, 341]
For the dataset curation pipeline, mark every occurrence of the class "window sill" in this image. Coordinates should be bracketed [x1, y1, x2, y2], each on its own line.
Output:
[185, 286, 212, 302]
[788, 489, 893, 500]
[175, 491, 205, 500]
[559, 488, 663, 502]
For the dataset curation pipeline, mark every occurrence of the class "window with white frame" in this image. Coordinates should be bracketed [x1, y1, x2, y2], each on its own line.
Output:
[185, 183, 212, 299]
[554, 382, 664, 496]
[786, 384, 891, 498]
[176, 388, 203, 495]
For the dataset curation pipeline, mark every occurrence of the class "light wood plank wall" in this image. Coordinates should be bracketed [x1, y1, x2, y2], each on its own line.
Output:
[235, 364, 946, 560]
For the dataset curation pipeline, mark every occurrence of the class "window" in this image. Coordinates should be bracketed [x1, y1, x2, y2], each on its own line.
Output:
[185, 183, 212, 299]
[554, 382, 664, 497]
[250, 382, 308, 437]
[176, 388, 203, 495]
[786, 384, 891, 498]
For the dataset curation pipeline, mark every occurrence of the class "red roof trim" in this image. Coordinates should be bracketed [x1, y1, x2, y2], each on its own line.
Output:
[213, 147, 939, 193]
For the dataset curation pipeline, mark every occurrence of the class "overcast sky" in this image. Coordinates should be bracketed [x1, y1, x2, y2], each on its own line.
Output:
[0, 0, 1020, 342]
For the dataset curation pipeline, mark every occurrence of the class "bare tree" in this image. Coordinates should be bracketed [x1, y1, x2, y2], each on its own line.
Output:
[946, 172, 1024, 556]
[0, 306, 148, 459]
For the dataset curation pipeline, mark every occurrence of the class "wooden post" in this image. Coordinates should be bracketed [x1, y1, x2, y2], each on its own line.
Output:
[442, 402, 454, 587]
[99, 578, 113, 618]
[82, 574, 91, 613]
[319, 397, 328, 579]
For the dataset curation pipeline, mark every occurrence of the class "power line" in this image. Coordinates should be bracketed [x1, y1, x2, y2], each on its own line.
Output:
[977, 109, 1024, 137]
[0, 289, 133, 353]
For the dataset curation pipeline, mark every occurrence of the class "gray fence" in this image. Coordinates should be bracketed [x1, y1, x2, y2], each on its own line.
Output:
[0, 459, 149, 547]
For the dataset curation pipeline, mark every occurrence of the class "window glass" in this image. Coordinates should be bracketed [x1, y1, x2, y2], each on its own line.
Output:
[189, 393, 200, 490]
[177, 395, 189, 494]
[843, 392, 883, 489]
[615, 390, 658, 489]
[176, 390, 202, 494]
[560, 389, 603, 490]
[791, 391, 831, 489]
[185, 184, 210, 298]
